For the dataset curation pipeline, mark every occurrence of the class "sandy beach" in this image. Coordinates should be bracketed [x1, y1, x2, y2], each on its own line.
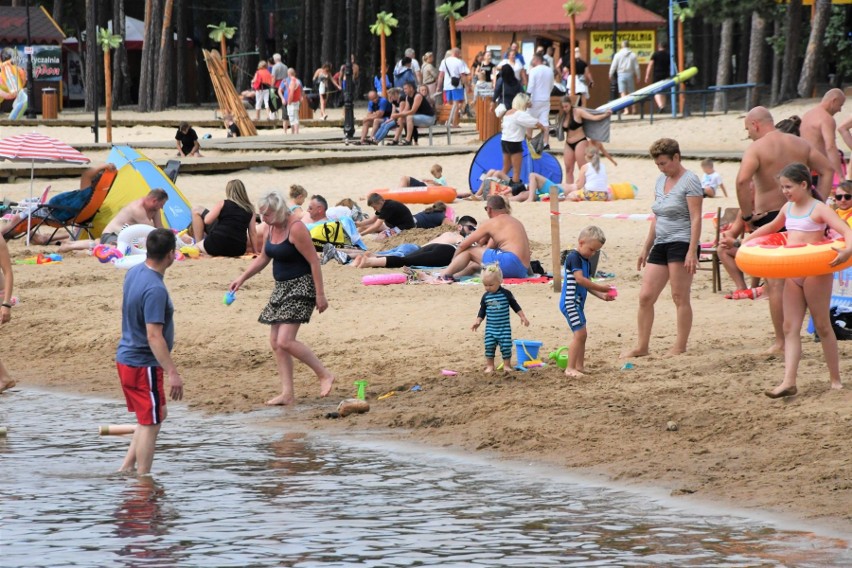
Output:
[2, 98, 851, 534]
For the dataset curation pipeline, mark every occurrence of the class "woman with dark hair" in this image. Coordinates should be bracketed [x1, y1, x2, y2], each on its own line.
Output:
[558, 94, 612, 184]
[492, 64, 522, 115]
[623, 138, 703, 359]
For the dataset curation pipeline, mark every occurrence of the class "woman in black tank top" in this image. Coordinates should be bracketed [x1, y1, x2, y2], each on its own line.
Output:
[191, 179, 257, 257]
[391, 82, 437, 146]
[229, 190, 335, 406]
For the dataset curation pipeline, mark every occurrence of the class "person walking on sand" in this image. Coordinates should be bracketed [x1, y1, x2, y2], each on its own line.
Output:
[735, 106, 834, 354]
[609, 40, 639, 115]
[622, 138, 703, 359]
[229, 191, 334, 406]
[0, 236, 16, 393]
[800, 89, 846, 185]
[116, 229, 184, 475]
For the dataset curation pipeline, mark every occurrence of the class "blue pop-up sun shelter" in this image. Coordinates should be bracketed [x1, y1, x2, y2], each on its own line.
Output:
[91, 145, 193, 236]
[468, 134, 563, 193]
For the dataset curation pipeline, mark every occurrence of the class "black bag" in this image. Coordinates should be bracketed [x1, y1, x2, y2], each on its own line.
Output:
[451, 76, 461, 88]
[830, 306, 852, 340]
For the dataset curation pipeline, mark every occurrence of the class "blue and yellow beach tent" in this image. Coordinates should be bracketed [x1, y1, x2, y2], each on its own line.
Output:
[91, 145, 193, 236]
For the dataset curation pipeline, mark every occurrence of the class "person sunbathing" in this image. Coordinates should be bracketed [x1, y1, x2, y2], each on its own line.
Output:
[353, 216, 477, 268]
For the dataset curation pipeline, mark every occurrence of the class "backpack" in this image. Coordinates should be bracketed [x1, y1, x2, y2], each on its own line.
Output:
[309, 221, 348, 251]
[394, 67, 415, 89]
[47, 187, 94, 222]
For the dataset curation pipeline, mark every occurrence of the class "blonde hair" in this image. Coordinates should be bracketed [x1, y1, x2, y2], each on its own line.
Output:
[257, 191, 289, 225]
[431, 164, 443, 178]
[482, 264, 503, 285]
[511, 92, 530, 112]
[700, 158, 714, 168]
[336, 198, 357, 208]
[225, 179, 254, 214]
[257, 61, 268, 70]
[578, 225, 606, 245]
[289, 184, 308, 200]
[584, 146, 600, 172]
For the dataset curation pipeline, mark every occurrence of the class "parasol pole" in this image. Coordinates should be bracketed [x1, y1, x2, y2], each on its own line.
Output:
[25, 156, 34, 246]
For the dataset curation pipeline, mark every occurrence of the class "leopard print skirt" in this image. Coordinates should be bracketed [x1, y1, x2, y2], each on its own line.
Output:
[258, 273, 316, 325]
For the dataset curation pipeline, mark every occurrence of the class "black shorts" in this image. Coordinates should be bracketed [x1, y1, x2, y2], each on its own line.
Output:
[647, 241, 696, 265]
[501, 140, 523, 155]
[751, 210, 784, 232]
[408, 177, 426, 188]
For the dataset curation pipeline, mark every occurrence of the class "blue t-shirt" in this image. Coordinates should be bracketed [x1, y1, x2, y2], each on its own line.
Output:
[559, 250, 590, 312]
[116, 263, 174, 367]
[368, 97, 392, 118]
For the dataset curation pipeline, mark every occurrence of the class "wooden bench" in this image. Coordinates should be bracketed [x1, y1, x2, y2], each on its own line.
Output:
[427, 102, 458, 146]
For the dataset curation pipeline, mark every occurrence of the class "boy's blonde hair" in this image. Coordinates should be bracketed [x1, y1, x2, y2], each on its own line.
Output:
[700, 158, 714, 168]
[431, 163, 443, 177]
[578, 225, 606, 245]
[482, 264, 503, 285]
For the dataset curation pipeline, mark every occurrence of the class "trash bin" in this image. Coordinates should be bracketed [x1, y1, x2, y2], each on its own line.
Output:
[475, 95, 499, 141]
[42, 88, 58, 119]
[299, 100, 314, 120]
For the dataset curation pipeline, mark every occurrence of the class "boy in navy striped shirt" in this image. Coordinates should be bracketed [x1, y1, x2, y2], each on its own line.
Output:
[472, 265, 529, 372]
[559, 226, 616, 377]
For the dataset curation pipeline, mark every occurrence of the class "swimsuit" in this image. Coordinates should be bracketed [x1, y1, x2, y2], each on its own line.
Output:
[564, 112, 587, 151]
[482, 248, 530, 279]
[784, 202, 825, 232]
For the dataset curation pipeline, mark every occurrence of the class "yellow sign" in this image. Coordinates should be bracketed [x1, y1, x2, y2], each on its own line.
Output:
[590, 30, 656, 65]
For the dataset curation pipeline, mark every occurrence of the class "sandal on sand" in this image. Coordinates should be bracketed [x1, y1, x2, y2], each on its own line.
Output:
[352, 140, 368, 146]
[386, 140, 399, 146]
[399, 140, 412, 146]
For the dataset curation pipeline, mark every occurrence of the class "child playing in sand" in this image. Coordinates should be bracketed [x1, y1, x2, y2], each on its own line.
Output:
[471, 265, 529, 373]
[399, 164, 446, 188]
[700, 158, 727, 198]
[833, 181, 852, 227]
[559, 226, 616, 377]
[743, 163, 852, 398]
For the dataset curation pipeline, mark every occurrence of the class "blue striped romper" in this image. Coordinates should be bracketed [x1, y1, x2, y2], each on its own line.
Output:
[559, 250, 590, 332]
[478, 286, 523, 359]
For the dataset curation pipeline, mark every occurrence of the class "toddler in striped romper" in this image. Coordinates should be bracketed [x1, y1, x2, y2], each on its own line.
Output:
[472, 265, 529, 372]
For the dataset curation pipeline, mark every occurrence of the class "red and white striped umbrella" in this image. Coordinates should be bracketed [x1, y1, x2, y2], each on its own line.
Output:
[0, 132, 90, 245]
[0, 132, 90, 163]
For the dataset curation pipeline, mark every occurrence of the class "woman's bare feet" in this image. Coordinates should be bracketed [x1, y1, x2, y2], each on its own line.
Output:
[764, 340, 784, 356]
[620, 347, 649, 359]
[764, 383, 797, 399]
[319, 375, 335, 397]
[266, 394, 295, 406]
[664, 346, 686, 357]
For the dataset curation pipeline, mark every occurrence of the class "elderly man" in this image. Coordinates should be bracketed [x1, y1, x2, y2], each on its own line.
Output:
[394, 48, 422, 85]
[801, 88, 846, 185]
[438, 195, 531, 281]
[728, 106, 834, 354]
[355, 90, 392, 145]
[609, 40, 640, 114]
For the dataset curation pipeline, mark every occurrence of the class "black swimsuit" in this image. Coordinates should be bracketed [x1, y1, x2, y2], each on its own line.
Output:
[564, 111, 587, 151]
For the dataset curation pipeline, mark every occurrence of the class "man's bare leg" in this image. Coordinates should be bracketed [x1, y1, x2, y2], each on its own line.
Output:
[119, 422, 162, 475]
[0, 359, 16, 392]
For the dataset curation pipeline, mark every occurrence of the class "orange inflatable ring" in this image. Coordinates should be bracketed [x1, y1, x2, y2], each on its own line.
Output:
[373, 186, 456, 204]
[735, 232, 852, 278]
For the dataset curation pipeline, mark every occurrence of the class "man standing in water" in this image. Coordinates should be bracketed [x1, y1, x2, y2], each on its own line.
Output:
[116, 229, 183, 475]
[735, 106, 833, 354]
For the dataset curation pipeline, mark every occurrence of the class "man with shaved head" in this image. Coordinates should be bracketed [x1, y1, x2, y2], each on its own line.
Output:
[733, 106, 834, 353]
[801, 88, 846, 184]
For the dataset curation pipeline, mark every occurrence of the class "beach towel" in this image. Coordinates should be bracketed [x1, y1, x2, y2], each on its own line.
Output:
[583, 111, 611, 143]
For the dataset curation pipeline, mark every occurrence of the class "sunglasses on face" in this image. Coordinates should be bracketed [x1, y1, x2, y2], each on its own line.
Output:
[461, 224, 476, 231]
[836, 194, 852, 201]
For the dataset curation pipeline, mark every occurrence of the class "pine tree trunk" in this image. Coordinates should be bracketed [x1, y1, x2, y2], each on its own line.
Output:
[84, 0, 99, 112]
[435, 0, 448, 61]
[104, 49, 112, 142]
[174, 0, 186, 104]
[778, 0, 803, 103]
[52, 0, 63, 28]
[713, 19, 733, 112]
[467, 0, 478, 12]
[745, 10, 765, 109]
[138, 0, 160, 111]
[153, 0, 174, 111]
[297, 0, 308, 78]
[321, 0, 334, 65]
[238, 0, 256, 92]
[770, 19, 782, 105]
[419, 0, 431, 58]
[797, 0, 831, 98]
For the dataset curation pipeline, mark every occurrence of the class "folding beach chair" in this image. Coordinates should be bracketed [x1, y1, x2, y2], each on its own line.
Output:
[2, 168, 118, 242]
[162, 160, 181, 184]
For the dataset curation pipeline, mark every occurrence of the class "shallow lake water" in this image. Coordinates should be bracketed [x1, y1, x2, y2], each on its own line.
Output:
[1, 389, 850, 567]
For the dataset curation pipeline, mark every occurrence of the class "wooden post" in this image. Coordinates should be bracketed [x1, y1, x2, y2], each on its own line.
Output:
[550, 186, 561, 292]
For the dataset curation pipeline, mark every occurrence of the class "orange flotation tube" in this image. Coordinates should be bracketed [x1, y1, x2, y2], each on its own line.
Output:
[373, 186, 457, 204]
[735, 232, 852, 278]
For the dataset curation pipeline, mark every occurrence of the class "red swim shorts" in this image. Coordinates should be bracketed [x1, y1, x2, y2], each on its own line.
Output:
[117, 362, 166, 425]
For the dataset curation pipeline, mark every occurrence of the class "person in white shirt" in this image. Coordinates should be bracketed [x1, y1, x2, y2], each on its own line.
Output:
[436, 47, 470, 127]
[394, 48, 422, 85]
[500, 93, 547, 194]
[496, 48, 526, 86]
[526, 53, 555, 149]
[608, 40, 640, 114]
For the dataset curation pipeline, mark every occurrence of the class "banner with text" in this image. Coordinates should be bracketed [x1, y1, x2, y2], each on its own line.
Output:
[589, 31, 655, 66]
[32, 46, 62, 82]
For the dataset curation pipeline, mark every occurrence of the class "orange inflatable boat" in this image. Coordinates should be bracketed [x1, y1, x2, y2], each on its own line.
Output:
[373, 186, 457, 204]
[735, 232, 852, 278]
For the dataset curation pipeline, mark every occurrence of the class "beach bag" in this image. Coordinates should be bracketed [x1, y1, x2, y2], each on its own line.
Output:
[494, 83, 506, 118]
[47, 187, 94, 222]
[310, 221, 347, 250]
[830, 306, 852, 340]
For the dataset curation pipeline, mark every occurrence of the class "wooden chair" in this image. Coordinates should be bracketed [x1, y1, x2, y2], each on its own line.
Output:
[698, 206, 739, 293]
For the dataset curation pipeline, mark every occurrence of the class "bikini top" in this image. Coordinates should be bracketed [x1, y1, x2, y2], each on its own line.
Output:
[785, 202, 826, 232]
[564, 110, 583, 131]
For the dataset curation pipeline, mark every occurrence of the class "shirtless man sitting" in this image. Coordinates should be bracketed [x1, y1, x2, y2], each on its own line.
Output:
[729, 106, 833, 353]
[438, 195, 531, 280]
[800, 88, 846, 186]
[58, 189, 169, 252]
